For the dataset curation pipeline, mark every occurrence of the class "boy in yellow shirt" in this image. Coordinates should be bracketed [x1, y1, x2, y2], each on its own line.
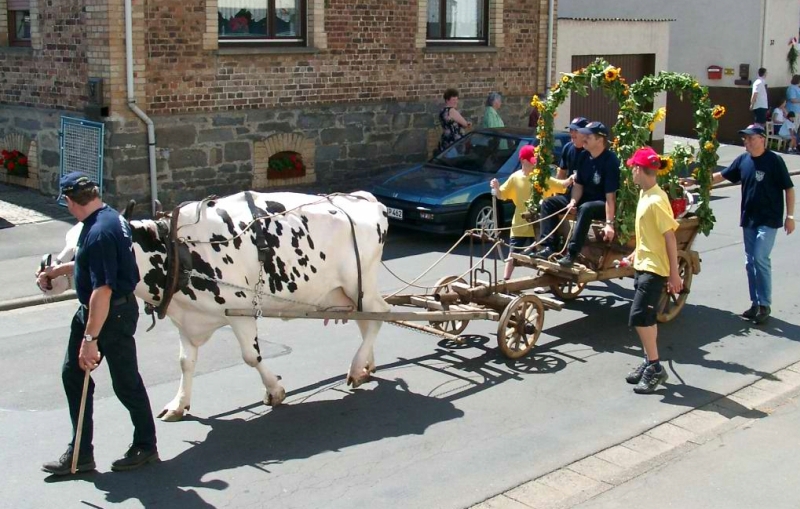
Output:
[622, 147, 683, 394]
[490, 145, 570, 280]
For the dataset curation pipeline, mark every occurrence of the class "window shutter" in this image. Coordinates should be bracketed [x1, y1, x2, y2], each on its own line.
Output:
[8, 0, 31, 10]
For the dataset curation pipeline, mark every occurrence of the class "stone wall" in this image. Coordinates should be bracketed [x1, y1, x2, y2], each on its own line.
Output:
[102, 96, 534, 209]
[0, 106, 63, 194]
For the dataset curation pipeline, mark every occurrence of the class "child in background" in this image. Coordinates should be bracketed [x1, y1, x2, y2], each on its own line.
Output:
[778, 111, 797, 153]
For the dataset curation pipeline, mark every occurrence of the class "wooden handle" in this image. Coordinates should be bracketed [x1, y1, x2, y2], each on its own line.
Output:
[71, 369, 91, 474]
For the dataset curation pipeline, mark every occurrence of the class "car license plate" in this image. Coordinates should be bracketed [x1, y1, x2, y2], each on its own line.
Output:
[387, 207, 403, 220]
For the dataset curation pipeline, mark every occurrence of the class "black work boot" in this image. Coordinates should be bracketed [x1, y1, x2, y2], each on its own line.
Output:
[634, 364, 669, 394]
[533, 246, 556, 260]
[557, 252, 577, 267]
[753, 306, 771, 325]
[111, 445, 159, 472]
[42, 448, 96, 476]
[625, 359, 648, 385]
[741, 305, 758, 320]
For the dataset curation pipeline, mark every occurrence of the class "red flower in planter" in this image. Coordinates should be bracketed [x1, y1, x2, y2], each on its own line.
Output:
[1, 149, 30, 177]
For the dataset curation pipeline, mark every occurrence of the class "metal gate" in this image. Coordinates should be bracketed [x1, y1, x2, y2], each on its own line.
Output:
[58, 116, 104, 205]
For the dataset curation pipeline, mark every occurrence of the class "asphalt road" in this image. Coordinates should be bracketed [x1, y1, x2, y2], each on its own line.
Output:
[1, 178, 799, 509]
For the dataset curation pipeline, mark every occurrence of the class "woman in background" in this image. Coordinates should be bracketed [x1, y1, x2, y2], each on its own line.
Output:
[482, 92, 505, 128]
[436, 88, 471, 155]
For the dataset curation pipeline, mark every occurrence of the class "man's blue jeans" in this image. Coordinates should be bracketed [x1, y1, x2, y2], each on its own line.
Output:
[743, 225, 778, 307]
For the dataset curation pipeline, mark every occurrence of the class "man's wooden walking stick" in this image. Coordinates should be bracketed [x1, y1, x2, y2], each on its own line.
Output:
[71, 368, 91, 474]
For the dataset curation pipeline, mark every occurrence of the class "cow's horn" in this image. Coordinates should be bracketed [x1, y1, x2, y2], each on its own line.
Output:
[122, 200, 136, 220]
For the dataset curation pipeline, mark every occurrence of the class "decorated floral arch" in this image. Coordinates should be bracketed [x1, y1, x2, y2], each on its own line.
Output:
[528, 58, 723, 243]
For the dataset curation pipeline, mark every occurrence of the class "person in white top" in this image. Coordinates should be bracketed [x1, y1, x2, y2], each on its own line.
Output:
[750, 67, 769, 126]
[778, 111, 797, 152]
[771, 99, 787, 135]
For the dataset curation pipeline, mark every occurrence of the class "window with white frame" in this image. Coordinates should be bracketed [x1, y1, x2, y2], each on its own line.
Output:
[427, 0, 487, 44]
[7, 0, 31, 47]
[218, 0, 305, 43]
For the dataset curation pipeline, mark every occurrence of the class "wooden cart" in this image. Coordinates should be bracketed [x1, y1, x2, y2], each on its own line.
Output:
[228, 216, 702, 360]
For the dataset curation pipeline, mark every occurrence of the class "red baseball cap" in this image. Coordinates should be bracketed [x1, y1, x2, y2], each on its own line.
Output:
[626, 146, 661, 169]
[519, 144, 537, 164]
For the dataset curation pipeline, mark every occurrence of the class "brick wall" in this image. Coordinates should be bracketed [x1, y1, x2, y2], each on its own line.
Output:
[141, 0, 547, 115]
[0, 0, 96, 109]
[2, 0, 552, 114]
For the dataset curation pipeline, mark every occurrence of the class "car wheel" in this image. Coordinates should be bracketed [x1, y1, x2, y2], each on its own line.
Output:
[466, 198, 500, 238]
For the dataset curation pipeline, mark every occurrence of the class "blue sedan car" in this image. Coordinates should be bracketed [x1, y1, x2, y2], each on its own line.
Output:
[372, 128, 570, 235]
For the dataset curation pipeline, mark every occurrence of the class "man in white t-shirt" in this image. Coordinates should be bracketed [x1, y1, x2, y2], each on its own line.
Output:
[750, 67, 769, 126]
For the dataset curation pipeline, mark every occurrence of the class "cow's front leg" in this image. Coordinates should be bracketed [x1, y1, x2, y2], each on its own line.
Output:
[347, 319, 382, 388]
[159, 331, 204, 422]
[228, 317, 286, 407]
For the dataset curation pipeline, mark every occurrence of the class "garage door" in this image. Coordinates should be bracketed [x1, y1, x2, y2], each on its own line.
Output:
[570, 54, 656, 133]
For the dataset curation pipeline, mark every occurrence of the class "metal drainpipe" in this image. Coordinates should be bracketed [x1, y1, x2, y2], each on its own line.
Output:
[125, 0, 158, 217]
[546, 0, 555, 90]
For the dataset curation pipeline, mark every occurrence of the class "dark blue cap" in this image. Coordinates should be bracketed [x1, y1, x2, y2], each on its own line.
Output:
[577, 121, 609, 137]
[59, 172, 96, 197]
[567, 117, 589, 130]
[738, 124, 767, 137]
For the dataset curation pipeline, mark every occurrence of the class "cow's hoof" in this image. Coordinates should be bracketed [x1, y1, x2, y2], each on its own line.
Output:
[158, 408, 185, 422]
[265, 387, 286, 407]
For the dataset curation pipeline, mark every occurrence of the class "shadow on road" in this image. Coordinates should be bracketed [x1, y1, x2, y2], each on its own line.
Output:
[70, 377, 464, 508]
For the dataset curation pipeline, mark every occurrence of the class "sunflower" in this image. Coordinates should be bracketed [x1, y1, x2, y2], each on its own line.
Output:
[603, 66, 620, 82]
[530, 94, 544, 110]
[704, 141, 715, 152]
[533, 182, 544, 194]
[653, 107, 667, 123]
[561, 75, 570, 84]
[658, 156, 673, 176]
[712, 105, 726, 119]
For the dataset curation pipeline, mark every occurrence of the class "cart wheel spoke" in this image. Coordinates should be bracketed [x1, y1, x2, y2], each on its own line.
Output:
[497, 295, 545, 359]
[657, 253, 694, 323]
[429, 276, 470, 336]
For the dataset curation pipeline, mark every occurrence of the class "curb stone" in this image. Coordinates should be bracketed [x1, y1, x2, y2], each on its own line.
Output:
[471, 361, 800, 509]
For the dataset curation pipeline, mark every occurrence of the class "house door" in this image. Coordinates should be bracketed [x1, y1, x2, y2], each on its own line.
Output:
[570, 54, 656, 133]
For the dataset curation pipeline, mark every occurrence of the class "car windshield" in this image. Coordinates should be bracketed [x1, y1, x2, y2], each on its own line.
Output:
[430, 133, 523, 174]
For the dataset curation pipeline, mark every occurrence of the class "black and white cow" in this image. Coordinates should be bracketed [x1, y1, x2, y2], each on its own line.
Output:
[43, 191, 391, 421]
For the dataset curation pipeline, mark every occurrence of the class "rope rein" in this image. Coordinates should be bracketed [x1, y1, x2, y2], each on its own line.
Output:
[382, 204, 574, 296]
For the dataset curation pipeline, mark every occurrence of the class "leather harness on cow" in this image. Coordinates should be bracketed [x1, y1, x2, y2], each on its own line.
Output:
[143, 192, 367, 329]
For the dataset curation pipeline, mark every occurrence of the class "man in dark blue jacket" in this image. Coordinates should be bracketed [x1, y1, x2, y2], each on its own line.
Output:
[534, 121, 620, 266]
[688, 125, 795, 324]
[37, 172, 158, 476]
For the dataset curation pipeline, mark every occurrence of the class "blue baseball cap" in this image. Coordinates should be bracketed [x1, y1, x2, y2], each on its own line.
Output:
[58, 172, 97, 200]
[738, 124, 767, 138]
[567, 117, 589, 130]
[577, 121, 610, 137]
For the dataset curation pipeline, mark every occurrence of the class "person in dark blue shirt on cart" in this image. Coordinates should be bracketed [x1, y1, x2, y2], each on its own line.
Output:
[685, 124, 794, 324]
[533, 121, 621, 267]
[37, 172, 158, 476]
[557, 116, 589, 187]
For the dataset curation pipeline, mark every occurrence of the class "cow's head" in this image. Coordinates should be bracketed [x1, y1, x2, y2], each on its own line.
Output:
[37, 222, 82, 297]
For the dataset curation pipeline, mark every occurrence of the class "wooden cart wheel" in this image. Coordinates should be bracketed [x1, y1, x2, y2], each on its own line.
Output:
[429, 275, 469, 335]
[549, 280, 586, 300]
[497, 295, 545, 359]
[656, 253, 693, 323]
